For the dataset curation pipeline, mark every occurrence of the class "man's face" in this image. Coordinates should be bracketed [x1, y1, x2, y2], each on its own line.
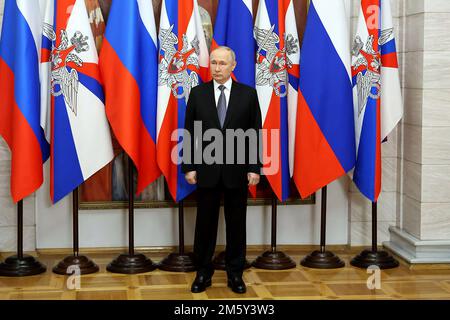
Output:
[210, 49, 236, 84]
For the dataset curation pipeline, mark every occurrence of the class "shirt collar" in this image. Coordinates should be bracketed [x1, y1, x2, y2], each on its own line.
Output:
[214, 77, 233, 92]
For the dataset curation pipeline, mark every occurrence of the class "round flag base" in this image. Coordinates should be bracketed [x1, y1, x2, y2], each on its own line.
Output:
[158, 253, 196, 272]
[252, 251, 296, 270]
[212, 251, 252, 270]
[350, 250, 399, 269]
[301, 250, 345, 269]
[53, 255, 99, 275]
[0, 255, 46, 277]
[106, 253, 156, 274]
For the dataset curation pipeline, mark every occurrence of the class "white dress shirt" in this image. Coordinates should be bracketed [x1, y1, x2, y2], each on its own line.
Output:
[213, 77, 232, 109]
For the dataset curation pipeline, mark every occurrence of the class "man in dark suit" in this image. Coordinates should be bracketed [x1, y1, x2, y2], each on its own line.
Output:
[182, 46, 262, 294]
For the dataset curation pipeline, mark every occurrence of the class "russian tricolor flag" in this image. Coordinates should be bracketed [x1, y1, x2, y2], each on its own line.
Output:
[0, 0, 50, 202]
[254, 0, 300, 201]
[293, 0, 356, 199]
[157, 0, 210, 202]
[352, 0, 402, 201]
[100, 0, 161, 195]
[50, 0, 113, 203]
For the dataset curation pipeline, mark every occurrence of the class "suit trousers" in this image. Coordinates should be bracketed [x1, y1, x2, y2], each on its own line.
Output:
[193, 178, 248, 279]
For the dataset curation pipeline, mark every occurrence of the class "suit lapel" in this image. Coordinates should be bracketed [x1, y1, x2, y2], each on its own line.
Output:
[223, 81, 239, 129]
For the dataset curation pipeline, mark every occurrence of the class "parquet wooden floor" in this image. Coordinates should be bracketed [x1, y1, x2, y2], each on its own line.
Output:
[1, 247, 450, 300]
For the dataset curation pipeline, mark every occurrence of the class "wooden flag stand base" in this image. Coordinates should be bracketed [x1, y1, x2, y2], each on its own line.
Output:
[107, 157, 156, 274]
[351, 202, 399, 269]
[0, 200, 46, 277]
[301, 186, 345, 269]
[53, 189, 99, 275]
[159, 200, 196, 272]
[252, 196, 296, 270]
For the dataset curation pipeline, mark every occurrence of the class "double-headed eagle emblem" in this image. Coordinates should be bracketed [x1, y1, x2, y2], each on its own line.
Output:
[43, 23, 89, 117]
[352, 28, 394, 116]
[158, 25, 201, 99]
[254, 25, 299, 97]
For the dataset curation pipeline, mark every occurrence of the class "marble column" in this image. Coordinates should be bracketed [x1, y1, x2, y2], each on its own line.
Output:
[384, 0, 450, 263]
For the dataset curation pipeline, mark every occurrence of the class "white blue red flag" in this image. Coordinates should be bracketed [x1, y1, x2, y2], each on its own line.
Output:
[48, 0, 113, 203]
[352, 0, 402, 201]
[212, 0, 255, 87]
[254, 0, 300, 201]
[100, 0, 161, 194]
[157, 0, 210, 202]
[293, 0, 356, 198]
[0, 0, 50, 202]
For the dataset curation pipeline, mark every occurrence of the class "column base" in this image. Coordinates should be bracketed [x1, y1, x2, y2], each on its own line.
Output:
[384, 226, 450, 263]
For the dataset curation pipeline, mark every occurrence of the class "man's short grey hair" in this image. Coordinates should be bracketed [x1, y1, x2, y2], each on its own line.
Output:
[210, 46, 236, 62]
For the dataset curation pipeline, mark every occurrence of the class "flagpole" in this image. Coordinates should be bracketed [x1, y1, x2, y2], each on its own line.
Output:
[0, 200, 46, 277]
[301, 186, 345, 269]
[107, 156, 156, 274]
[53, 189, 99, 275]
[252, 193, 296, 270]
[158, 200, 196, 272]
[351, 201, 399, 269]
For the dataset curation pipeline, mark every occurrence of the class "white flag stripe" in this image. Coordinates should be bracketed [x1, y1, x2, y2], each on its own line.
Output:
[156, 86, 171, 140]
[137, 0, 157, 45]
[380, 67, 402, 140]
[242, 0, 252, 13]
[287, 82, 297, 176]
[17, 0, 41, 61]
[313, 0, 351, 80]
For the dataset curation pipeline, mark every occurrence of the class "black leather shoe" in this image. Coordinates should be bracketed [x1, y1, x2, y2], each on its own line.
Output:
[191, 275, 212, 293]
[227, 276, 246, 294]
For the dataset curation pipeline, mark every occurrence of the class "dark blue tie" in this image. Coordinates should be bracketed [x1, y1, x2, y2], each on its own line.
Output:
[217, 85, 227, 128]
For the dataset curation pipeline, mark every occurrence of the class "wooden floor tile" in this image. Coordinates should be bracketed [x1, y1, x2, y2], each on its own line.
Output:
[8, 290, 64, 300]
[326, 283, 387, 296]
[76, 290, 128, 300]
[138, 273, 188, 286]
[301, 268, 371, 282]
[254, 270, 308, 283]
[265, 284, 324, 298]
[140, 287, 194, 300]
[383, 281, 450, 298]
[205, 285, 258, 299]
